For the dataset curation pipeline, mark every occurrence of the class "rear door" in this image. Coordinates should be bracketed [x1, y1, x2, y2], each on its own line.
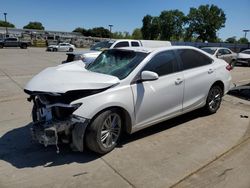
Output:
[58, 43, 67, 51]
[131, 50, 184, 128]
[176, 49, 215, 112]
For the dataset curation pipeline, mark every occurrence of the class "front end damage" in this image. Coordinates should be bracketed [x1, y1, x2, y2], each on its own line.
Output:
[25, 90, 95, 153]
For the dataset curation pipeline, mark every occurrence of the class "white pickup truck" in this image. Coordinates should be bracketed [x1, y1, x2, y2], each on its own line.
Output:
[62, 39, 171, 64]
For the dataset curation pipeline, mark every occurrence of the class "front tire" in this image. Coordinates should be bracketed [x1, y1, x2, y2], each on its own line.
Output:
[86, 109, 122, 154]
[69, 48, 73, 52]
[204, 85, 223, 114]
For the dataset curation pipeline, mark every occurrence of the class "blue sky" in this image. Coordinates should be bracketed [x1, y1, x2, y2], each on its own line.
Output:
[1, 0, 250, 40]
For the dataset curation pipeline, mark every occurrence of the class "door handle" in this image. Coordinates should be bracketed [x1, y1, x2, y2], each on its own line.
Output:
[175, 78, 183, 85]
[208, 69, 214, 74]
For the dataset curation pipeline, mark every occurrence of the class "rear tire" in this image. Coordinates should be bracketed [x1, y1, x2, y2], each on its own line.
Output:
[204, 85, 223, 114]
[53, 48, 57, 52]
[0, 44, 3, 48]
[86, 109, 122, 154]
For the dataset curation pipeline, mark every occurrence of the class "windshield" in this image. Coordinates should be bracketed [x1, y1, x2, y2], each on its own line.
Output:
[201, 48, 216, 55]
[241, 50, 250, 54]
[90, 41, 115, 51]
[86, 49, 148, 79]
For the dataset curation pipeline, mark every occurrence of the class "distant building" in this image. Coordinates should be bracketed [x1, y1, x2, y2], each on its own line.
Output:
[0, 27, 108, 47]
[0, 27, 82, 39]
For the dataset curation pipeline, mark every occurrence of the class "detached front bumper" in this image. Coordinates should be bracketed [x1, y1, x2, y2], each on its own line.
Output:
[31, 116, 90, 153]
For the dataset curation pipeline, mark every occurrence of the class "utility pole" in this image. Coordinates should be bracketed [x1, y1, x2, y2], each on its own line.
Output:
[243, 30, 250, 38]
[4, 13, 8, 37]
[108, 24, 113, 39]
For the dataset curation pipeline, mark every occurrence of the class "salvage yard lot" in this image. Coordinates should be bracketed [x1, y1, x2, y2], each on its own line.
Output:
[0, 48, 250, 188]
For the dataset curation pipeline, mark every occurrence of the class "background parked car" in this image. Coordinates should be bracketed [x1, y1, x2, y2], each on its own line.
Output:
[201, 47, 237, 66]
[62, 51, 101, 65]
[237, 49, 250, 66]
[0, 37, 30, 49]
[62, 39, 171, 64]
[47, 43, 75, 52]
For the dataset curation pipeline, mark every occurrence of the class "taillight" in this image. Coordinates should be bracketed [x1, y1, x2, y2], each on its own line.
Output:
[226, 64, 233, 71]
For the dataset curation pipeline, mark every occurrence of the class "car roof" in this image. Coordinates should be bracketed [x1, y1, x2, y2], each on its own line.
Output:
[118, 46, 201, 53]
[201, 47, 230, 50]
[242, 49, 250, 52]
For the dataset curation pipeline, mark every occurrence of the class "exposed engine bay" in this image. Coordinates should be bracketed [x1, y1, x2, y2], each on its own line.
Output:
[25, 89, 105, 153]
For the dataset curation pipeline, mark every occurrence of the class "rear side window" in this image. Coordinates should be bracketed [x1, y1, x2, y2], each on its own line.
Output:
[114, 41, 129, 48]
[131, 41, 140, 47]
[143, 50, 177, 76]
[177, 49, 212, 70]
[223, 49, 232, 54]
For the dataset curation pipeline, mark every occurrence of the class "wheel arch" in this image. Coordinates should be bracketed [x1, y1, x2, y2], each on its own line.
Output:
[88, 106, 133, 134]
[211, 80, 225, 94]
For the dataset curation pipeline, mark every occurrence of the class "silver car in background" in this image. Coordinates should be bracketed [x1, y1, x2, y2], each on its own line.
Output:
[201, 47, 237, 66]
[237, 49, 250, 66]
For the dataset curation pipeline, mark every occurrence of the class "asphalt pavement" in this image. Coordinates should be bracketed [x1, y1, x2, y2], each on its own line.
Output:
[0, 48, 249, 188]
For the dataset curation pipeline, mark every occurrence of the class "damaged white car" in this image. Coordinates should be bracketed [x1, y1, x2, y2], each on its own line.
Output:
[24, 46, 231, 154]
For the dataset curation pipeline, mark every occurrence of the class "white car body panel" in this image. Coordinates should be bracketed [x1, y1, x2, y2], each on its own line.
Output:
[182, 64, 215, 111]
[131, 72, 184, 129]
[237, 50, 250, 65]
[25, 61, 119, 93]
[48, 43, 75, 52]
[25, 46, 232, 135]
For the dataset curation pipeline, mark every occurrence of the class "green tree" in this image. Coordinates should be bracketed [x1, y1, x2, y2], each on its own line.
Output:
[141, 15, 153, 39]
[150, 17, 160, 40]
[88, 27, 111, 38]
[23, 22, 44, 30]
[159, 10, 186, 40]
[238, 37, 249, 44]
[186, 4, 226, 42]
[132, 28, 142, 39]
[0, 20, 15, 28]
[73, 27, 87, 35]
[225, 37, 237, 43]
[113, 31, 125, 39]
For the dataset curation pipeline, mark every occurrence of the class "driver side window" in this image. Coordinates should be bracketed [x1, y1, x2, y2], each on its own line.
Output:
[143, 50, 177, 77]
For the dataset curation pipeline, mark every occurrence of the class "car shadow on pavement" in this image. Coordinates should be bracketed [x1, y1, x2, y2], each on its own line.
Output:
[0, 109, 208, 169]
[0, 123, 99, 169]
[118, 109, 208, 147]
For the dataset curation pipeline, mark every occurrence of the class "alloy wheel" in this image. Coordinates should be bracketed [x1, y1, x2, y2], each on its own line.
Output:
[208, 87, 222, 111]
[100, 113, 121, 148]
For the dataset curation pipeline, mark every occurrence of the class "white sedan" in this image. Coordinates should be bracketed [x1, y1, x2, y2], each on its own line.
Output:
[47, 43, 76, 52]
[237, 49, 250, 66]
[25, 46, 232, 154]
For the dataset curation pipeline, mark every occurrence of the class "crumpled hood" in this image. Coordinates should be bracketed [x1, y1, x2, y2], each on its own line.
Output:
[25, 61, 120, 93]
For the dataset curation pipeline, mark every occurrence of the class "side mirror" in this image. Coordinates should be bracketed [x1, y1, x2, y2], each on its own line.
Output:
[141, 71, 159, 81]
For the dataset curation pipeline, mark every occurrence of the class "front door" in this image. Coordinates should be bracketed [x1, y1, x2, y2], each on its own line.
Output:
[131, 50, 184, 129]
